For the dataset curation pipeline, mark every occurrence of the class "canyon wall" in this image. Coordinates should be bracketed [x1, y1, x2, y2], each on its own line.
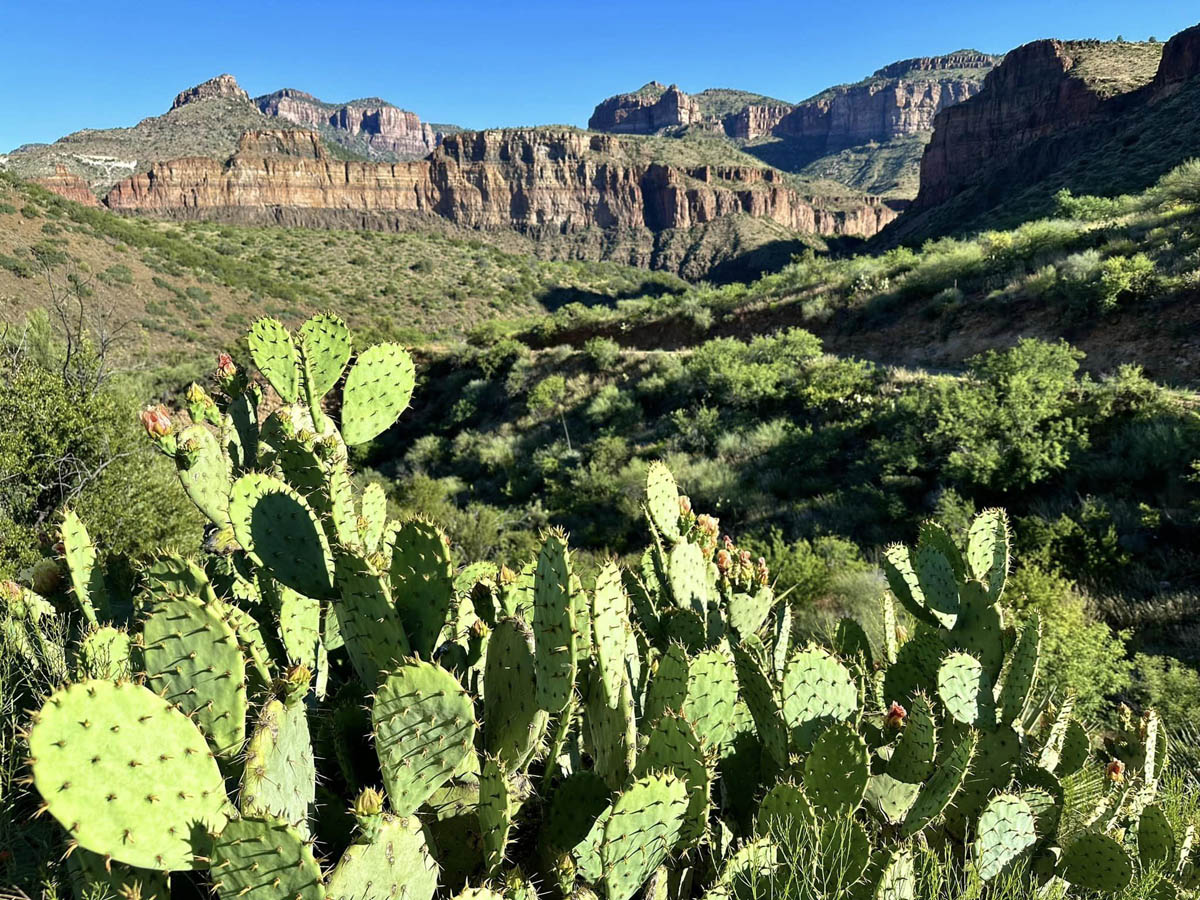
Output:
[587, 83, 704, 133]
[104, 129, 898, 240]
[254, 89, 447, 160]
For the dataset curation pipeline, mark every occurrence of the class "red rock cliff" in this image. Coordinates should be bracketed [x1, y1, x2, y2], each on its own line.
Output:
[587, 84, 703, 133]
[254, 89, 446, 160]
[104, 128, 898, 240]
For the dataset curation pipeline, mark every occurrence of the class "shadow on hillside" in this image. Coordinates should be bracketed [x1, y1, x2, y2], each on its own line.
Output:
[535, 280, 684, 312]
[705, 235, 868, 284]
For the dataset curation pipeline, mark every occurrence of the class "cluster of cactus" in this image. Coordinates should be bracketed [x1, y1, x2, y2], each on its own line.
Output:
[10, 313, 1194, 900]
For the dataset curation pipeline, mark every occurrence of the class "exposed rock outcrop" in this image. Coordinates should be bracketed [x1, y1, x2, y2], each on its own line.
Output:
[871, 51, 998, 79]
[32, 165, 102, 207]
[104, 128, 898, 252]
[254, 89, 449, 160]
[588, 83, 703, 133]
[723, 105, 793, 140]
[882, 27, 1200, 244]
[171, 74, 250, 110]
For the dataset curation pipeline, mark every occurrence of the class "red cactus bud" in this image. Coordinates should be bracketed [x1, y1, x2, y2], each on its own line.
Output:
[216, 352, 236, 377]
[739, 549, 752, 567]
[885, 701, 907, 728]
[679, 495, 692, 517]
[723, 534, 735, 551]
[756, 557, 769, 585]
[140, 405, 173, 438]
[716, 549, 733, 573]
[1107, 759, 1125, 783]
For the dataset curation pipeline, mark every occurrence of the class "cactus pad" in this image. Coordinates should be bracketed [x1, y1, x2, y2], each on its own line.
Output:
[533, 529, 577, 712]
[1060, 831, 1133, 893]
[298, 313, 351, 400]
[28, 680, 229, 870]
[373, 659, 477, 816]
[728, 587, 774, 638]
[756, 782, 815, 843]
[75, 625, 132, 680]
[937, 651, 994, 728]
[141, 596, 247, 758]
[230, 473, 334, 599]
[334, 550, 410, 686]
[636, 712, 711, 845]
[967, 508, 1009, 601]
[390, 518, 455, 659]
[668, 540, 707, 615]
[883, 629, 946, 709]
[240, 697, 315, 835]
[601, 773, 690, 900]
[211, 816, 324, 900]
[478, 755, 512, 877]
[60, 508, 106, 623]
[341, 342, 415, 445]
[887, 694, 937, 783]
[586, 664, 637, 790]
[247, 317, 300, 402]
[593, 559, 630, 709]
[881, 544, 937, 627]
[917, 521, 966, 580]
[782, 646, 857, 750]
[998, 614, 1040, 726]
[803, 722, 869, 818]
[327, 812, 438, 900]
[645, 461, 682, 542]
[1139, 804, 1176, 869]
[912, 545, 960, 628]
[974, 793, 1037, 881]
[174, 424, 232, 528]
[732, 644, 788, 769]
[485, 617, 549, 771]
[901, 731, 975, 837]
[682, 647, 739, 752]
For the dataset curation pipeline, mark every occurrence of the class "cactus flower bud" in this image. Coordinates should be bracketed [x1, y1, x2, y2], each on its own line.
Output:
[1107, 759, 1125, 783]
[885, 701, 907, 728]
[215, 352, 237, 381]
[716, 549, 733, 574]
[140, 404, 173, 439]
[678, 495, 692, 517]
[756, 557, 770, 586]
[723, 534, 735, 551]
[354, 786, 386, 818]
[499, 565, 517, 586]
[280, 664, 312, 702]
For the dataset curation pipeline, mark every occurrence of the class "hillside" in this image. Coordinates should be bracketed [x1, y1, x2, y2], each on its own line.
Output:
[884, 30, 1198, 245]
[0, 172, 686, 353]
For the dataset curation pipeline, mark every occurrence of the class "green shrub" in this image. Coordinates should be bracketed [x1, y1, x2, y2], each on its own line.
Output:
[1154, 157, 1200, 205]
[583, 336, 621, 371]
[1130, 653, 1200, 730]
[1007, 565, 1131, 719]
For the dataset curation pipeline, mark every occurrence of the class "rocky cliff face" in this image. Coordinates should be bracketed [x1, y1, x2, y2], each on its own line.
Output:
[884, 27, 1200, 244]
[772, 55, 997, 149]
[31, 166, 101, 207]
[723, 105, 793, 140]
[104, 128, 898, 247]
[254, 89, 449, 160]
[171, 74, 250, 110]
[587, 83, 704, 133]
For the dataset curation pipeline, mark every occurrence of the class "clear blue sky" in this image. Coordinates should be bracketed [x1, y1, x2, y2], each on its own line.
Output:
[3, 1, 1197, 151]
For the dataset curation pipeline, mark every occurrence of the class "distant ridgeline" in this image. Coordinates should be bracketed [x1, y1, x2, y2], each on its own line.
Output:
[6, 24, 1200, 277]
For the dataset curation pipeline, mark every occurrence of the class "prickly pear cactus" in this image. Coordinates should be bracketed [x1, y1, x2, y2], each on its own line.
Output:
[372, 659, 477, 816]
[28, 680, 230, 870]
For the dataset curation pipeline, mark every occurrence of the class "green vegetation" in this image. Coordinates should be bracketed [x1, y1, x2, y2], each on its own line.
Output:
[4, 314, 1197, 900]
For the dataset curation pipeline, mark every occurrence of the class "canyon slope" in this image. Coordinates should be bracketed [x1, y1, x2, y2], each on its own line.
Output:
[1, 75, 456, 193]
[101, 127, 898, 279]
[588, 52, 999, 197]
[3, 74, 901, 279]
[884, 30, 1200, 244]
